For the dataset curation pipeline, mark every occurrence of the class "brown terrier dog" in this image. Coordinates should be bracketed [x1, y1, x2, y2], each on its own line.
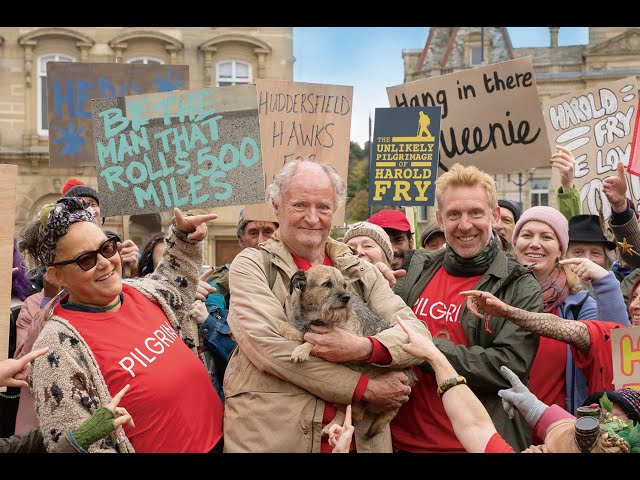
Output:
[279, 264, 416, 438]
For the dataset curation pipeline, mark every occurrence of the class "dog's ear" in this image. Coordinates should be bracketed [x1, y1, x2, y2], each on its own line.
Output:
[290, 270, 307, 294]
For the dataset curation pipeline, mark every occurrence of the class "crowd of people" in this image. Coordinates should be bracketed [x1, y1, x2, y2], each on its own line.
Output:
[3, 145, 640, 455]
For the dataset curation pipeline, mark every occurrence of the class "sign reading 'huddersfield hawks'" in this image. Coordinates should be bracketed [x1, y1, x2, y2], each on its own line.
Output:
[369, 107, 441, 206]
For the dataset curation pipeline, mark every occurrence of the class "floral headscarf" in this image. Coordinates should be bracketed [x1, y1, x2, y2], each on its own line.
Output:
[36, 197, 95, 267]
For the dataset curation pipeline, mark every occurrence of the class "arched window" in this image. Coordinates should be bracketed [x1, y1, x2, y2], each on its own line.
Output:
[38, 53, 74, 135]
[128, 56, 164, 65]
[216, 60, 252, 86]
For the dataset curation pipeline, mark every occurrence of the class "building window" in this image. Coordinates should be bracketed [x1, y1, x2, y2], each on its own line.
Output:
[530, 178, 550, 207]
[216, 60, 252, 86]
[128, 56, 164, 65]
[417, 206, 428, 222]
[470, 46, 483, 66]
[38, 54, 74, 135]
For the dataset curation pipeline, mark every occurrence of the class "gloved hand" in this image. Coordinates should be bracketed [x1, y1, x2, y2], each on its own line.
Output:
[498, 365, 548, 427]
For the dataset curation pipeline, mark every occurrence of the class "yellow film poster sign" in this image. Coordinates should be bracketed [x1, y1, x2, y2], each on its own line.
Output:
[369, 106, 441, 206]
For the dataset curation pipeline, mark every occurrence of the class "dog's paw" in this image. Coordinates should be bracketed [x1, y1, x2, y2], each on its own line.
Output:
[290, 346, 309, 363]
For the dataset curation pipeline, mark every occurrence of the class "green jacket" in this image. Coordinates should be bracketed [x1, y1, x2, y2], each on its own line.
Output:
[557, 186, 581, 220]
[394, 247, 543, 452]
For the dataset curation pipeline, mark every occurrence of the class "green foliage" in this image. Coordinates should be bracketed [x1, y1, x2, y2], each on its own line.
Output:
[598, 392, 640, 452]
[346, 141, 371, 222]
[346, 190, 371, 223]
[600, 393, 613, 413]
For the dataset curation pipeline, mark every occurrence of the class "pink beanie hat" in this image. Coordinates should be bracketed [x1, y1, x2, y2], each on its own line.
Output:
[512, 206, 569, 256]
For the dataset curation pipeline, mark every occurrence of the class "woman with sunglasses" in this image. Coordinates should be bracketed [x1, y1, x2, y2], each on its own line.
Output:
[18, 197, 223, 453]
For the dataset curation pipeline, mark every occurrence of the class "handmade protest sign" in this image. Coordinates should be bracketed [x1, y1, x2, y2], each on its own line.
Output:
[369, 106, 441, 206]
[244, 79, 353, 225]
[387, 56, 551, 174]
[91, 85, 264, 217]
[47, 62, 189, 167]
[0, 165, 17, 371]
[611, 326, 640, 390]
[542, 77, 638, 217]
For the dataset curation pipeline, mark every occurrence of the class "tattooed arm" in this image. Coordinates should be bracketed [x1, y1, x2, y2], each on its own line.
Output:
[460, 290, 591, 354]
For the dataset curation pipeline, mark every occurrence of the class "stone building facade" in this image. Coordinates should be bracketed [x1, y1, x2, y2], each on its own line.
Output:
[0, 27, 293, 269]
[401, 27, 640, 233]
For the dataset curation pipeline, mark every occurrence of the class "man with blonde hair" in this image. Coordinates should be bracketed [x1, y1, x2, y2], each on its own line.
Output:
[223, 159, 431, 453]
[391, 163, 543, 452]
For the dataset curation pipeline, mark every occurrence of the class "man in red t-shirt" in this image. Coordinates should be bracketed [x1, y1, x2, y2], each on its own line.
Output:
[223, 160, 432, 453]
[392, 164, 543, 453]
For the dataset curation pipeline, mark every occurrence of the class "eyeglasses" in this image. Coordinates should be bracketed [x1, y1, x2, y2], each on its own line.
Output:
[50, 236, 119, 271]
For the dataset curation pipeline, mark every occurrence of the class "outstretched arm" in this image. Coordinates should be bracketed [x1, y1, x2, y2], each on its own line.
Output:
[461, 290, 591, 354]
[397, 317, 499, 453]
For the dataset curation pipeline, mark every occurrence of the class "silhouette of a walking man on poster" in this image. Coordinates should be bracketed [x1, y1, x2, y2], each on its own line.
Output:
[417, 111, 435, 141]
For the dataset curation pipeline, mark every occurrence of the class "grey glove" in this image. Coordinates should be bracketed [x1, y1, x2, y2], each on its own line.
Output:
[498, 365, 548, 427]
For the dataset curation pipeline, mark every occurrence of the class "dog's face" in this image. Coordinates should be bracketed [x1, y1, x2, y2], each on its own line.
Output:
[290, 265, 352, 326]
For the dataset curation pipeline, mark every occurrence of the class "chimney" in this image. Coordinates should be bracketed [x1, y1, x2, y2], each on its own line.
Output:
[550, 27, 559, 48]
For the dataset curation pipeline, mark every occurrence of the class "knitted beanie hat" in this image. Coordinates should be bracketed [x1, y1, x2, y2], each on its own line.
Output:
[343, 221, 394, 264]
[512, 206, 569, 256]
[61, 178, 100, 205]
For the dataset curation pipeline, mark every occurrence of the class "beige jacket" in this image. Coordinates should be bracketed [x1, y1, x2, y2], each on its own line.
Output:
[223, 232, 430, 453]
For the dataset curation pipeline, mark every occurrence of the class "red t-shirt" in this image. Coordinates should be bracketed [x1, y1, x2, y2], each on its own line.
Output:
[528, 307, 567, 412]
[391, 266, 481, 453]
[484, 432, 515, 453]
[291, 252, 388, 452]
[56, 284, 223, 453]
[571, 320, 622, 393]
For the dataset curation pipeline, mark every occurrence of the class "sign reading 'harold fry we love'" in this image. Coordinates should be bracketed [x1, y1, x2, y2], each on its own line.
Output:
[542, 77, 638, 217]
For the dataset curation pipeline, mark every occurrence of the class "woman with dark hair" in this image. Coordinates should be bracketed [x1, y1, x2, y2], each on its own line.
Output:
[136, 232, 166, 277]
[11, 238, 34, 306]
[19, 197, 223, 453]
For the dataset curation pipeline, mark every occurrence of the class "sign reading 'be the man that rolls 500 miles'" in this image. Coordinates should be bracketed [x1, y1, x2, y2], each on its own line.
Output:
[91, 86, 265, 217]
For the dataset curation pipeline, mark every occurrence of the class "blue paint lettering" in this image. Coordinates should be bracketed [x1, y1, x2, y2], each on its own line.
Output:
[134, 182, 161, 208]
[239, 137, 260, 166]
[208, 171, 232, 200]
[174, 150, 191, 175]
[129, 97, 151, 131]
[52, 80, 75, 119]
[125, 161, 148, 185]
[100, 108, 129, 138]
[186, 174, 210, 205]
[75, 80, 93, 118]
[100, 166, 128, 191]
[218, 144, 239, 172]
[96, 137, 117, 167]
[197, 147, 218, 176]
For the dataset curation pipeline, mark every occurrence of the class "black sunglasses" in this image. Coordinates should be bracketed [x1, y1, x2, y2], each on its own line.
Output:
[50, 236, 119, 271]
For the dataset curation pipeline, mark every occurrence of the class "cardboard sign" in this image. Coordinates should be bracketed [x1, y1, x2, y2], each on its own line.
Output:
[47, 62, 189, 167]
[369, 107, 440, 206]
[387, 57, 551, 174]
[542, 77, 638, 217]
[90, 86, 265, 217]
[0, 165, 17, 370]
[243, 79, 353, 225]
[611, 326, 640, 390]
